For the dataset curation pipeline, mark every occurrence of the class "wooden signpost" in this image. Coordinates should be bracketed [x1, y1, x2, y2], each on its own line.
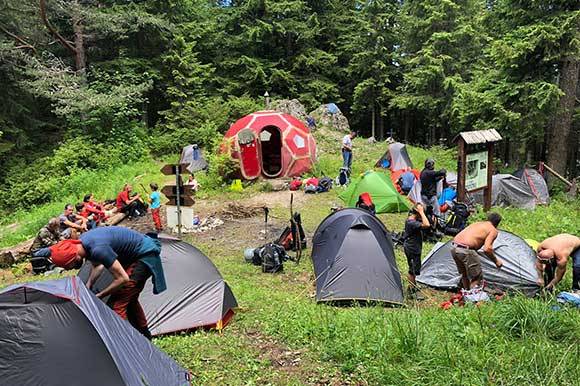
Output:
[160, 163, 194, 236]
[454, 129, 502, 211]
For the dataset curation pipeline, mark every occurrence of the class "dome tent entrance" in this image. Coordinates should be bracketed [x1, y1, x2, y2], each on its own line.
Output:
[223, 111, 317, 179]
[79, 235, 238, 335]
[417, 230, 540, 296]
[339, 171, 411, 213]
[311, 208, 404, 305]
[0, 277, 190, 386]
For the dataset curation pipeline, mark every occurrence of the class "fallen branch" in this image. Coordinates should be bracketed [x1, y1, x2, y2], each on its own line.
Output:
[541, 162, 573, 187]
[0, 25, 36, 53]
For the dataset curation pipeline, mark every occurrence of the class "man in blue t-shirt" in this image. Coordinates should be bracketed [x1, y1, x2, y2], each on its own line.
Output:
[49, 226, 166, 339]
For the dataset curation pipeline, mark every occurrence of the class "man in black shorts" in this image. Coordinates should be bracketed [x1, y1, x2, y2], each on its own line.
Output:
[403, 203, 430, 299]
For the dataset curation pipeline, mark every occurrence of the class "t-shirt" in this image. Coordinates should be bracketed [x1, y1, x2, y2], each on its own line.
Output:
[342, 135, 352, 150]
[80, 226, 145, 268]
[420, 169, 446, 198]
[59, 213, 78, 232]
[403, 218, 423, 254]
[150, 191, 161, 209]
[116, 190, 129, 210]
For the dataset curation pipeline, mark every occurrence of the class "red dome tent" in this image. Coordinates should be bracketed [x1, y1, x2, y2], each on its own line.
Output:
[223, 111, 317, 179]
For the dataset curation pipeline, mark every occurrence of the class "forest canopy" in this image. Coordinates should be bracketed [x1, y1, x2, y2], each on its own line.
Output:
[0, 0, 578, 212]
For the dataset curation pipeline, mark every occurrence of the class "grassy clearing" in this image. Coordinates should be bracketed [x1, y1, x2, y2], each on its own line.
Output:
[2, 132, 579, 385]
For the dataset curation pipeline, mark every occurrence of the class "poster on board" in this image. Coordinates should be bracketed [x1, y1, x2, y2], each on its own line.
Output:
[465, 151, 488, 191]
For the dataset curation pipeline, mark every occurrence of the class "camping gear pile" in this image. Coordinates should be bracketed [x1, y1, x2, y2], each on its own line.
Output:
[223, 111, 317, 179]
[290, 176, 334, 193]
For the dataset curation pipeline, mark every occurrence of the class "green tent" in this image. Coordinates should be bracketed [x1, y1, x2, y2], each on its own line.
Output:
[339, 171, 411, 213]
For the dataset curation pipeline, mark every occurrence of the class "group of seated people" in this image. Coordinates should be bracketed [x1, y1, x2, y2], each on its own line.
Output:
[29, 183, 149, 260]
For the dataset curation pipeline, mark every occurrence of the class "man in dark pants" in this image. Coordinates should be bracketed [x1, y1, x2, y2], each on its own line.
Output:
[420, 159, 446, 215]
[536, 234, 580, 292]
[451, 212, 504, 290]
[49, 226, 166, 339]
[403, 203, 431, 299]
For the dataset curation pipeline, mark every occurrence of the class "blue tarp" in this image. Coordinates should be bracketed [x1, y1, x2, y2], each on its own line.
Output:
[327, 103, 339, 114]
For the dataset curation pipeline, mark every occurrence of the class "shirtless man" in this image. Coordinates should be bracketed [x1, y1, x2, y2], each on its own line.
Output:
[450, 212, 504, 289]
[536, 234, 580, 292]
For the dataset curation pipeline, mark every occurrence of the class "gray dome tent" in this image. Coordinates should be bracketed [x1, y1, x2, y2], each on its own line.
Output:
[417, 231, 540, 296]
[513, 168, 549, 205]
[311, 208, 404, 305]
[79, 235, 237, 335]
[0, 277, 190, 386]
[473, 174, 539, 209]
[376, 142, 414, 171]
[180, 144, 208, 173]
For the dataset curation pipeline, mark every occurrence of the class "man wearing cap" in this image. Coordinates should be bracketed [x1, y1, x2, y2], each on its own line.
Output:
[49, 226, 166, 339]
[420, 159, 446, 215]
[450, 212, 504, 290]
[535, 234, 580, 292]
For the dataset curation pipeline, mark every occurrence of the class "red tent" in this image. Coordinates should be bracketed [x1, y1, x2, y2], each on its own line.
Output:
[223, 111, 317, 179]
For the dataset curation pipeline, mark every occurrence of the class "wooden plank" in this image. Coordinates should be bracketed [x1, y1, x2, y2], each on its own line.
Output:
[484, 143, 494, 211]
[105, 212, 127, 226]
[161, 184, 195, 197]
[457, 139, 466, 202]
[166, 196, 195, 206]
[160, 164, 188, 176]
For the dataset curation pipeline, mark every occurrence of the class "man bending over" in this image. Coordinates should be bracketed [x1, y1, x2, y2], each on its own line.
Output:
[450, 212, 504, 289]
[536, 234, 580, 292]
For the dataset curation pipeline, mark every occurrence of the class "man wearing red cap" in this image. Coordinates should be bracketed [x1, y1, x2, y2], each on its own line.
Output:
[49, 226, 166, 339]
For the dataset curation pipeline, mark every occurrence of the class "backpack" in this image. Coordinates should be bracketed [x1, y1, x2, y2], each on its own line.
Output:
[261, 243, 287, 273]
[30, 256, 55, 275]
[277, 212, 307, 251]
[337, 167, 350, 186]
[444, 202, 470, 236]
[317, 177, 333, 193]
[304, 184, 318, 194]
[289, 179, 302, 191]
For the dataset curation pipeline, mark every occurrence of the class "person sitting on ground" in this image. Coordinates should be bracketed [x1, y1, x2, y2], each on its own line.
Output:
[398, 169, 417, 195]
[83, 193, 108, 224]
[420, 159, 446, 215]
[186, 174, 200, 191]
[404, 204, 431, 300]
[149, 183, 162, 232]
[116, 184, 147, 218]
[48, 226, 167, 340]
[59, 203, 88, 239]
[29, 218, 62, 258]
[75, 202, 97, 230]
[535, 234, 580, 292]
[450, 212, 504, 290]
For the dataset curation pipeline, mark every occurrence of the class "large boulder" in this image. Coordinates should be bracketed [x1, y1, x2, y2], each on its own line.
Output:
[309, 103, 350, 132]
[271, 99, 308, 124]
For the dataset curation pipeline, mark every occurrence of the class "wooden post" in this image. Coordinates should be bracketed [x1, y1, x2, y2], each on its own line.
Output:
[457, 139, 466, 202]
[484, 143, 494, 211]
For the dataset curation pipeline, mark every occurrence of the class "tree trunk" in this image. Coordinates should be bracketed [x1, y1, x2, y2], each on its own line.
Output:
[377, 105, 384, 140]
[547, 58, 579, 179]
[403, 111, 410, 143]
[371, 103, 376, 139]
[71, 4, 86, 75]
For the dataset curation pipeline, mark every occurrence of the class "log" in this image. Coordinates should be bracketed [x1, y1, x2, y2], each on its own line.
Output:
[542, 162, 573, 187]
[0, 238, 34, 267]
[105, 212, 127, 226]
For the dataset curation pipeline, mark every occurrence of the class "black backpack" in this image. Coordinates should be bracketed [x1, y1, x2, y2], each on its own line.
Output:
[261, 243, 287, 273]
[337, 167, 349, 186]
[277, 212, 307, 251]
[444, 202, 470, 236]
[30, 256, 55, 275]
[317, 177, 333, 193]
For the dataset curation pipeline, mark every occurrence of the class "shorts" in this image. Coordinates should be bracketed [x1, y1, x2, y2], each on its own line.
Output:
[451, 246, 482, 281]
[405, 248, 422, 276]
